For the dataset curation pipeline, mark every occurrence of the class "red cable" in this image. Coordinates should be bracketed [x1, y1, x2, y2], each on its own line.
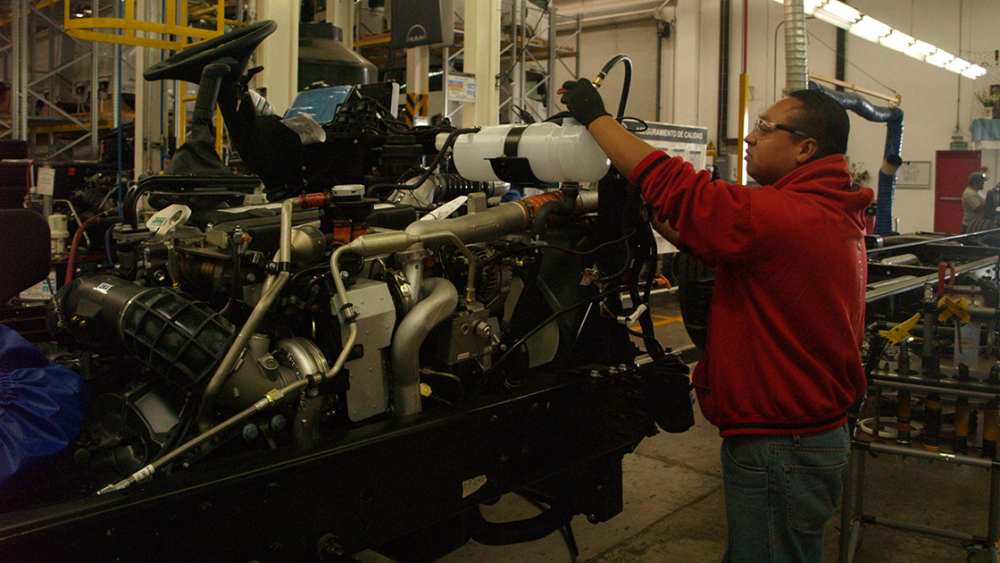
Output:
[65, 215, 107, 284]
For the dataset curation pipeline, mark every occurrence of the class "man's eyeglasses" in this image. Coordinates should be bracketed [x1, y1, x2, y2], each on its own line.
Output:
[752, 117, 809, 138]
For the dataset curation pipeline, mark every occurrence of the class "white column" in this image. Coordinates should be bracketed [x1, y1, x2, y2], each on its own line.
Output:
[671, 0, 704, 128]
[325, 0, 354, 49]
[255, 0, 300, 115]
[463, 0, 501, 126]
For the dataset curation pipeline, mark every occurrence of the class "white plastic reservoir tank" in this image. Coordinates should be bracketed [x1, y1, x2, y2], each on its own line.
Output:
[437, 122, 611, 183]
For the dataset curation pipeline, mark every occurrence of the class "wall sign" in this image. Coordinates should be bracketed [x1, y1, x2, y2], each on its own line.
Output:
[897, 160, 932, 189]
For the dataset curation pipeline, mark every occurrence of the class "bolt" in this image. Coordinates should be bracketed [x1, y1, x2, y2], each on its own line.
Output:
[242, 424, 258, 441]
[271, 415, 287, 432]
[474, 321, 492, 338]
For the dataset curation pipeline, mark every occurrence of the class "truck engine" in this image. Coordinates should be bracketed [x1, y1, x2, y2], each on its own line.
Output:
[0, 22, 685, 563]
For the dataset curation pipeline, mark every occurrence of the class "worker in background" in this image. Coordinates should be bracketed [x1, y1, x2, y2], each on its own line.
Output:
[962, 171, 988, 233]
[561, 80, 872, 563]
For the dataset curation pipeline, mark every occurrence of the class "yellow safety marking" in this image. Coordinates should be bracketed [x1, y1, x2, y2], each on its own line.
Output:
[404, 94, 429, 126]
[878, 312, 921, 345]
[938, 296, 971, 324]
[651, 315, 683, 327]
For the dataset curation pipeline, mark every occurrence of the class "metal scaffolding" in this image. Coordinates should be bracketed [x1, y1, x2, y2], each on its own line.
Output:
[496, 0, 580, 124]
[1, 0, 230, 162]
[2, 0, 114, 159]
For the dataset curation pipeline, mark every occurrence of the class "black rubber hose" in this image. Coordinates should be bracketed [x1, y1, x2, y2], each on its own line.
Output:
[531, 187, 579, 236]
[468, 503, 575, 546]
[596, 54, 632, 121]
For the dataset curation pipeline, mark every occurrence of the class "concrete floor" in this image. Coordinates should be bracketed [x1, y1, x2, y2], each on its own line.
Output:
[358, 293, 995, 563]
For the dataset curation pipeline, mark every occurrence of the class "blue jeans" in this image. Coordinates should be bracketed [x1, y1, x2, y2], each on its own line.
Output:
[721, 425, 849, 563]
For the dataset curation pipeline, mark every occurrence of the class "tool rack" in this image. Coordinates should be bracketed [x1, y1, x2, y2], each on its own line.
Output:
[839, 365, 1000, 563]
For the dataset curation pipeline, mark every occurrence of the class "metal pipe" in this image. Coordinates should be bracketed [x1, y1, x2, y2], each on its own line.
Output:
[404, 189, 599, 244]
[197, 198, 300, 432]
[839, 448, 863, 563]
[717, 0, 731, 153]
[391, 277, 459, 417]
[547, 5, 557, 117]
[99, 352, 311, 493]
[868, 377, 1000, 401]
[783, 0, 808, 93]
[859, 515, 981, 543]
[859, 441, 1000, 469]
[195, 270, 289, 433]
[990, 458, 1000, 549]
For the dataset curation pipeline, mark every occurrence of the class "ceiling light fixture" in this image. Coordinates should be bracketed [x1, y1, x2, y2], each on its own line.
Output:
[772, 0, 986, 80]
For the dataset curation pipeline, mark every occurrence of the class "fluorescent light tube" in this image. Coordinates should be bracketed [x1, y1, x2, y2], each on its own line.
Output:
[822, 1, 862, 24]
[849, 16, 891, 42]
[925, 50, 955, 68]
[813, 8, 854, 28]
[769, 0, 979, 79]
[945, 58, 972, 73]
[903, 40, 936, 61]
[962, 65, 987, 79]
[803, 0, 825, 14]
[879, 30, 915, 52]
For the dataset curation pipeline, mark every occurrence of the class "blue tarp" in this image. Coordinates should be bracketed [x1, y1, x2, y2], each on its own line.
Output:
[0, 323, 87, 484]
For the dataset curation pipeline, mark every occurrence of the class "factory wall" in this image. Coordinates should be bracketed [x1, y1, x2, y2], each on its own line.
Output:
[558, 0, 999, 233]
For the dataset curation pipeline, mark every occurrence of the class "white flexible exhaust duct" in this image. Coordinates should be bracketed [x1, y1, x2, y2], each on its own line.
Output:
[784, 0, 809, 93]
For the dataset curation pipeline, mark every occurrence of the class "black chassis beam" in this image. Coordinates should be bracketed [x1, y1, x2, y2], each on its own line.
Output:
[0, 369, 651, 563]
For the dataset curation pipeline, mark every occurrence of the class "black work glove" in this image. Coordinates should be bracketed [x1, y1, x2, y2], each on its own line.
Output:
[559, 78, 610, 127]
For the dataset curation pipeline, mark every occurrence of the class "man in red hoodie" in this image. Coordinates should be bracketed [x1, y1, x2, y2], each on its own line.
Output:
[561, 81, 873, 563]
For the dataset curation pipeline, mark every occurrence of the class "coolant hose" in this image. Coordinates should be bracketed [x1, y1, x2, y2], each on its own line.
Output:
[65, 214, 119, 284]
[595, 54, 632, 121]
[390, 277, 458, 417]
[809, 81, 903, 236]
[531, 187, 579, 236]
[469, 502, 575, 546]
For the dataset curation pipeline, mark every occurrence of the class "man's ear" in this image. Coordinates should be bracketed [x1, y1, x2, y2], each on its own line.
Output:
[795, 138, 819, 164]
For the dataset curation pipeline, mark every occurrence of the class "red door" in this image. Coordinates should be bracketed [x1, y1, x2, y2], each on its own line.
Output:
[934, 150, 982, 233]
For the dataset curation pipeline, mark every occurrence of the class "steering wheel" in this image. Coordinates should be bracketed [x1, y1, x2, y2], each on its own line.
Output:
[144, 20, 277, 84]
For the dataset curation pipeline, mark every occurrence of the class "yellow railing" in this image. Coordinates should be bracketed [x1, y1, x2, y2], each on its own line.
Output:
[63, 0, 230, 153]
[64, 0, 225, 51]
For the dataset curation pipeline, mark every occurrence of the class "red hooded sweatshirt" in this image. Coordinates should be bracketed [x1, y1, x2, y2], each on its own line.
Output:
[631, 152, 874, 436]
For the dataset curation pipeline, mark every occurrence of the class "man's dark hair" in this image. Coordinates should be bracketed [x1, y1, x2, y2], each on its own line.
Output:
[786, 89, 850, 160]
